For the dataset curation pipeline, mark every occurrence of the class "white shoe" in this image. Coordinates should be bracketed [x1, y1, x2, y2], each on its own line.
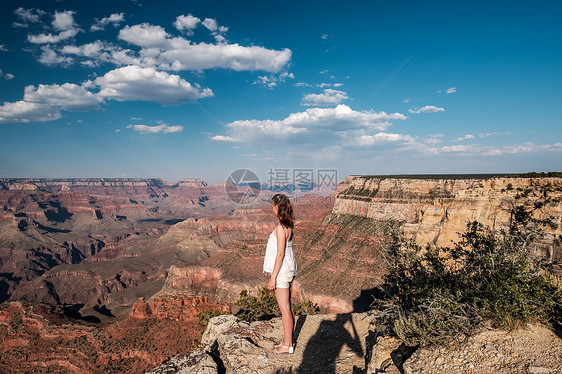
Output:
[273, 345, 294, 354]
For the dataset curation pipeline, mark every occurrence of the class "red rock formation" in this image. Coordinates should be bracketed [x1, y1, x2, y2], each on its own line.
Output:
[129, 294, 230, 321]
[0, 300, 214, 374]
[129, 297, 152, 319]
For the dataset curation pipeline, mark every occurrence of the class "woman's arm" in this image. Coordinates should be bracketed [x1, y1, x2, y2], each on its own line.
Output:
[267, 225, 287, 290]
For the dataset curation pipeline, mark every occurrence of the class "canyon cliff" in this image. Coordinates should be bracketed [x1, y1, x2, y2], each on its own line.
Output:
[333, 176, 561, 264]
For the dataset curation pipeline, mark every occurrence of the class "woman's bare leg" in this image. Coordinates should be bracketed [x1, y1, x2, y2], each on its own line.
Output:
[275, 287, 293, 350]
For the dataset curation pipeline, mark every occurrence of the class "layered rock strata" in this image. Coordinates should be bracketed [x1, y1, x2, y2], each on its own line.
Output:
[334, 176, 562, 260]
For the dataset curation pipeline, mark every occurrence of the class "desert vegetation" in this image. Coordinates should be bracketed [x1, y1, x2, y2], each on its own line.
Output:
[373, 205, 562, 347]
[234, 287, 320, 323]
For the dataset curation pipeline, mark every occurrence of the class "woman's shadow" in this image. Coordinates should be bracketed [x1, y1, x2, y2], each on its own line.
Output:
[295, 313, 363, 374]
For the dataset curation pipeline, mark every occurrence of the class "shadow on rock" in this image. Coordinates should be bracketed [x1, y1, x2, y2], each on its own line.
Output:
[297, 313, 363, 374]
[293, 314, 307, 348]
[352, 287, 386, 313]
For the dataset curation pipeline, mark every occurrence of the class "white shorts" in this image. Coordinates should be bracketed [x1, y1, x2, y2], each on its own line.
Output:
[266, 271, 295, 289]
[275, 272, 295, 289]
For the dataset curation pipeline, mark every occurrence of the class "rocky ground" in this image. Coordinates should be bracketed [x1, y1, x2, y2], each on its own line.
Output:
[403, 323, 562, 374]
[147, 313, 562, 374]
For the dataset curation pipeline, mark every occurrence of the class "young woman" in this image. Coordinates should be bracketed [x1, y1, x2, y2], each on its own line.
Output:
[263, 193, 297, 354]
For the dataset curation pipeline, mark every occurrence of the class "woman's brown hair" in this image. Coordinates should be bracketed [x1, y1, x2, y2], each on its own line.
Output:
[271, 193, 294, 228]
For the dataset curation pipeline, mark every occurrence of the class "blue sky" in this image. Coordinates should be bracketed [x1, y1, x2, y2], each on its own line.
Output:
[0, 0, 561, 183]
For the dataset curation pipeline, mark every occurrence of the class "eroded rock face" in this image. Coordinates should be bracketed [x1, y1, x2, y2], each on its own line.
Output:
[148, 315, 273, 373]
[130, 295, 230, 321]
[334, 176, 562, 258]
[145, 349, 218, 374]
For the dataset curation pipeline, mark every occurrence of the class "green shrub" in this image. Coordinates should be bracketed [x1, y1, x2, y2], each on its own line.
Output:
[373, 207, 562, 347]
[196, 310, 231, 326]
[293, 300, 320, 316]
[235, 287, 319, 323]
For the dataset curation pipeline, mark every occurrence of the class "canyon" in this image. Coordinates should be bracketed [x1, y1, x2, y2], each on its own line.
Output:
[1, 174, 561, 373]
[0, 178, 245, 313]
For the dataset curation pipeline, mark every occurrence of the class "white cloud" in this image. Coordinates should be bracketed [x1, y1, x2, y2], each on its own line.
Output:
[319, 69, 328, 74]
[446, 87, 457, 94]
[0, 64, 214, 124]
[200, 18, 229, 43]
[0, 81, 102, 124]
[357, 132, 415, 146]
[23, 83, 101, 111]
[424, 134, 444, 144]
[502, 142, 562, 154]
[0, 45, 6, 52]
[211, 104, 406, 144]
[436, 142, 562, 156]
[456, 134, 475, 142]
[38, 45, 74, 65]
[302, 89, 349, 106]
[27, 19, 290, 73]
[321, 34, 328, 40]
[439, 144, 475, 153]
[408, 105, 445, 114]
[28, 29, 79, 44]
[253, 71, 294, 89]
[202, 18, 218, 32]
[28, 10, 80, 44]
[59, 40, 141, 68]
[52, 10, 76, 31]
[294, 82, 342, 89]
[174, 14, 200, 34]
[211, 135, 235, 142]
[0, 69, 15, 80]
[127, 123, 183, 134]
[13, 7, 46, 26]
[478, 132, 498, 138]
[117, 23, 291, 72]
[62, 40, 106, 58]
[403, 98, 411, 103]
[91, 13, 125, 31]
[0, 101, 61, 124]
[95, 65, 213, 105]
[118, 23, 169, 48]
